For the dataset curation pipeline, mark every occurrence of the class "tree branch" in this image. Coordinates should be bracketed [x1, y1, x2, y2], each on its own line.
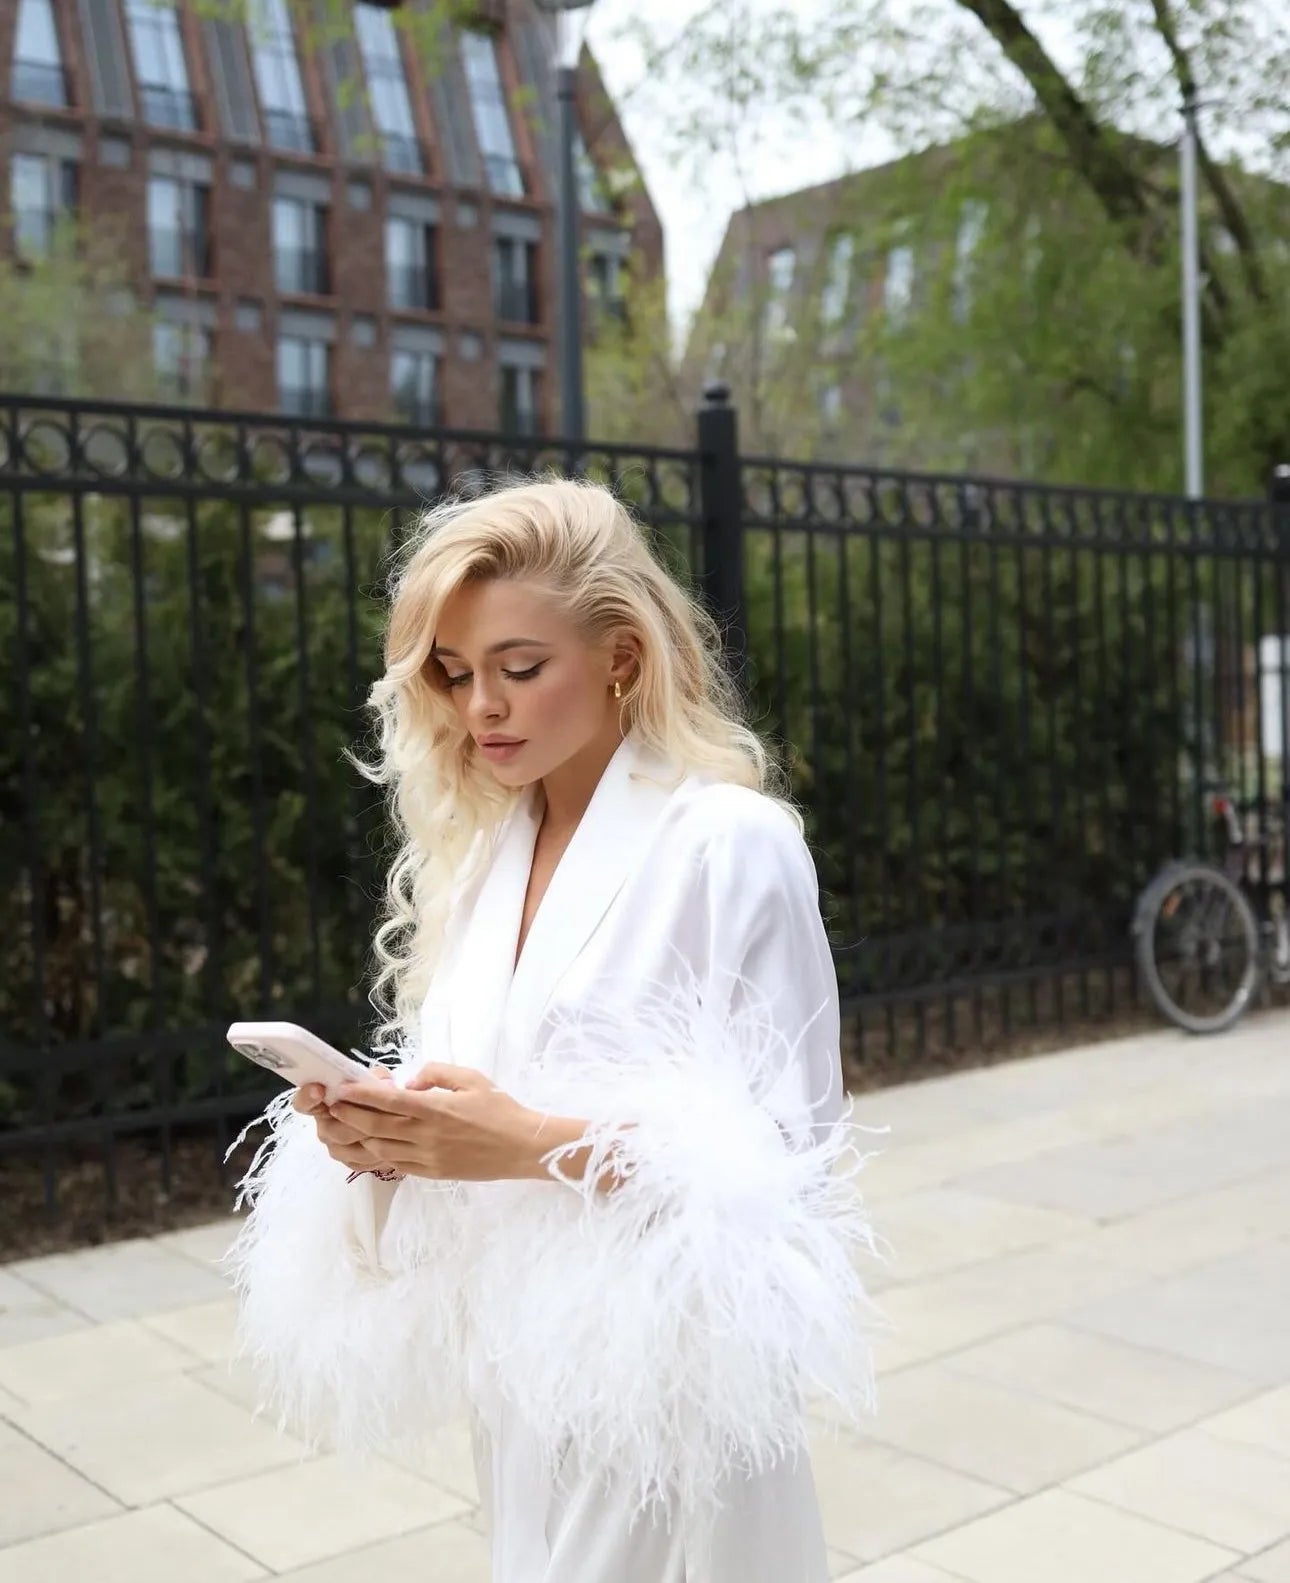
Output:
[955, 0, 1154, 230]
[1148, 0, 1267, 305]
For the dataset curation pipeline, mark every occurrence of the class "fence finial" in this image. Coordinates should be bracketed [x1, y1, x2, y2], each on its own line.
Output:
[702, 381, 732, 408]
[1270, 464, 1290, 505]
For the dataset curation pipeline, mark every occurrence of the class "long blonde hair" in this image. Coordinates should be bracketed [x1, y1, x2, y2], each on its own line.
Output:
[349, 475, 796, 1050]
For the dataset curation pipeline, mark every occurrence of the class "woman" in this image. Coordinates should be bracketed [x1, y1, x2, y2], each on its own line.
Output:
[226, 477, 883, 1583]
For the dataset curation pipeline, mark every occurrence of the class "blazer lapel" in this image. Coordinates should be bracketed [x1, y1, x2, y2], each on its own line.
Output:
[500, 734, 682, 1071]
[446, 788, 541, 1079]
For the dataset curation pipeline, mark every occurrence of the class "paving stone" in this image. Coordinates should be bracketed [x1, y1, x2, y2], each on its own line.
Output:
[141, 1298, 239, 1364]
[911, 1487, 1236, 1583]
[1068, 1427, 1290, 1553]
[1242, 1534, 1290, 1581]
[835, 1560, 970, 1583]
[175, 1453, 471, 1573]
[1199, 1384, 1290, 1460]
[0, 1268, 89, 1348]
[810, 1429, 1009, 1564]
[6, 1373, 304, 1504]
[0, 1503, 267, 1582]
[273, 1517, 489, 1582]
[863, 1187, 1093, 1285]
[0, 1319, 193, 1403]
[945, 1322, 1259, 1432]
[1066, 1239, 1290, 1384]
[863, 1361, 1143, 1493]
[9, 1237, 228, 1322]
[0, 1417, 119, 1546]
[955, 1094, 1290, 1220]
[152, 1219, 241, 1270]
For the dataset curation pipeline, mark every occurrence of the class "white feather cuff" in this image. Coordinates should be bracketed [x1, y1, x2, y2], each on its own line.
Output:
[473, 982, 888, 1518]
[221, 1088, 470, 1455]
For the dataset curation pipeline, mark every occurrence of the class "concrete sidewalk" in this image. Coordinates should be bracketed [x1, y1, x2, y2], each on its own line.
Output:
[2, 1017, 1290, 1582]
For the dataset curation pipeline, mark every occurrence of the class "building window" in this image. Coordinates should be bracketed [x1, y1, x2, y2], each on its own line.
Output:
[277, 334, 330, 417]
[818, 379, 843, 428]
[353, 4, 421, 174]
[821, 234, 853, 328]
[575, 132, 610, 213]
[153, 320, 210, 400]
[391, 348, 439, 426]
[500, 364, 539, 437]
[10, 152, 77, 259]
[461, 31, 523, 197]
[123, 0, 198, 131]
[247, 0, 314, 153]
[386, 216, 439, 311]
[11, 0, 67, 107]
[953, 200, 987, 323]
[147, 176, 211, 278]
[764, 245, 795, 341]
[273, 197, 329, 295]
[493, 236, 538, 324]
[884, 242, 915, 326]
[588, 250, 626, 322]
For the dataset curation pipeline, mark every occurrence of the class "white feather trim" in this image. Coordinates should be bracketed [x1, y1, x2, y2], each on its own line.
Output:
[222, 976, 889, 1517]
[470, 975, 889, 1519]
[221, 1084, 471, 1455]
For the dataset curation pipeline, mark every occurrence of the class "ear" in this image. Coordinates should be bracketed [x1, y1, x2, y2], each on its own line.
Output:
[608, 630, 642, 685]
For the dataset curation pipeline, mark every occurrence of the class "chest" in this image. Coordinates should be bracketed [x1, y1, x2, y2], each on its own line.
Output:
[515, 826, 574, 968]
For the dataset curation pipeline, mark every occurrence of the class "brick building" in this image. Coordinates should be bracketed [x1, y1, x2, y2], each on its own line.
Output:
[1, 0, 663, 434]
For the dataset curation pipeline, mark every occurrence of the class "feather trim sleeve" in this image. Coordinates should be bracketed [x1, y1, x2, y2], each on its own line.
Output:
[220, 1084, 470, 1455]
[465, 798, 889, 1519]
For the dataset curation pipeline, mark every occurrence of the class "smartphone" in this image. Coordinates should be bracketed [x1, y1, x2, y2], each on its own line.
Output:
[227, 1021, 370, 1097]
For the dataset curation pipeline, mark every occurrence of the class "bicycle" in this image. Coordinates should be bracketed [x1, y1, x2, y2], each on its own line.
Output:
[1132, 787, 1290, 1034]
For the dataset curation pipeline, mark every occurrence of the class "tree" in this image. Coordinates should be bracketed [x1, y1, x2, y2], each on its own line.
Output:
[0, 219, 162, 404]
[626, 0, 1290, 495]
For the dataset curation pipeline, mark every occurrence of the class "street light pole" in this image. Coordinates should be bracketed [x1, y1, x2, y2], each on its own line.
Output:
[557, 59, 585, 442]
[534, 0, 595, 445]
[1180, 83, 1203, 499]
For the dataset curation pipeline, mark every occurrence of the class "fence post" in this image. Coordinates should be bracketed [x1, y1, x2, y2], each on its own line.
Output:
[697, 381, 746, 685]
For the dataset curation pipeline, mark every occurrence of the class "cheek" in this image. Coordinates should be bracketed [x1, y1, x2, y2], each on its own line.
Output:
[524, 665, 603, 728]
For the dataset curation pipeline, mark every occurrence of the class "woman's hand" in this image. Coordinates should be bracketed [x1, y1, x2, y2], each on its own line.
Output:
[292, 1067, 399, 1175]
[323, 1064, 561, 1183]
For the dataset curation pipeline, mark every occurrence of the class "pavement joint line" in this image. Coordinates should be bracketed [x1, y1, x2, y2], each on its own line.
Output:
[0, 1409, 127, 1512]
[163, 1496, 274, 1576]
[1062, 1479, 1256, 1560]
[1, 1266, 100, 1325]
[929, 1350, 1274, 1439]
[221, 1502, 490, 1578]
[1054, 1310, 1282, 1389]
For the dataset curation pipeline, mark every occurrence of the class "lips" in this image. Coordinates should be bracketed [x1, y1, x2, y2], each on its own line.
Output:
[477, 737, 526, 762]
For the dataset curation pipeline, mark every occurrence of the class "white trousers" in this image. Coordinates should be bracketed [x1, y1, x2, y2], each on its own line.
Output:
[469, 1402, 831, 1583]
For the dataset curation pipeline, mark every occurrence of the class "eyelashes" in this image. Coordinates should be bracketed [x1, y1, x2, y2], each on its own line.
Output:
[441, 661, 546, 690]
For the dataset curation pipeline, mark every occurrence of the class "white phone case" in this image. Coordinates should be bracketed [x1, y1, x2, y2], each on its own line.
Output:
[227, 1021, 370, 1095]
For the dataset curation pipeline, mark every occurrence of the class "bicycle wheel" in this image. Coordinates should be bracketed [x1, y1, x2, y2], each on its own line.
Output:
[1135, 862, 1261, 1035]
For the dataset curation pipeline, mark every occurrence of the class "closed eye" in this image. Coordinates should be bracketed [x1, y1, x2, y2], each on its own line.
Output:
[440, 661, 546, 689]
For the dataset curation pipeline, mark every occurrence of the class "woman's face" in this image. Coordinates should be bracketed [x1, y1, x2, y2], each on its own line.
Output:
[431, 577, 624, 788]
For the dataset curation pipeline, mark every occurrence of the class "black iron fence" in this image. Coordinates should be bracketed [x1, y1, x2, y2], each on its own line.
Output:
[2, 386, 1287, 1214]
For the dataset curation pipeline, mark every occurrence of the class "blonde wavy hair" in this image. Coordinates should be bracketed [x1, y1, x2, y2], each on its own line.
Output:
[348, 474, 797, 1051]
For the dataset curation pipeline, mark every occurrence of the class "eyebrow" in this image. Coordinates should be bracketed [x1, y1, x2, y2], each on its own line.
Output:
[432, 638, 551, 659]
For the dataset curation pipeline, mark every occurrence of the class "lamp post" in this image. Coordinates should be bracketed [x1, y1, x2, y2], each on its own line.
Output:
[1180, 83, 1203, 499]
[534, 0, 594, 443]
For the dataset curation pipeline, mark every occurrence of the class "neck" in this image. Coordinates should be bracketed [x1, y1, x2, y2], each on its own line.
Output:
[538, 723, 626, 835]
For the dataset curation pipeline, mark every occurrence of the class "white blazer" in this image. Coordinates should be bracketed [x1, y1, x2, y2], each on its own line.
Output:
[226, 733, 882, 1552]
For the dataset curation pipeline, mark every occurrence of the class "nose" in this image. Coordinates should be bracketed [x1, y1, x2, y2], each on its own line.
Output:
[465, 673, 506, 727]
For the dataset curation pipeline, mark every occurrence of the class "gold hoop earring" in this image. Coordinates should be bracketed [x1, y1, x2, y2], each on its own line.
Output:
[613, 680, 622, 699]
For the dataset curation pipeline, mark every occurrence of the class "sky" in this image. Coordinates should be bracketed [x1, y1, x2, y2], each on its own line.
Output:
[578, 0, 1082, 338]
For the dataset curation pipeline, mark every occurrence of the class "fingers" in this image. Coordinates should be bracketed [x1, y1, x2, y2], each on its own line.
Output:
[404, 1062, 486, 1094]
[292, 1083, 326, 1115]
